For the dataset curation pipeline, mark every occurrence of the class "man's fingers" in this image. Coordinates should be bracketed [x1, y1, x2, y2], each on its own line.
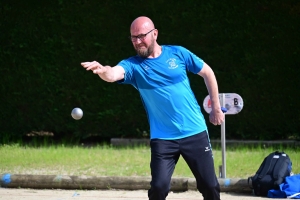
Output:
[81, 62, 93, 68]
[86, 65, 98, 70]
[81, 61, 106, 75]
[210, 116, 224, 126]
[209, 118, 217, 125]
[81, 61, 101, 68]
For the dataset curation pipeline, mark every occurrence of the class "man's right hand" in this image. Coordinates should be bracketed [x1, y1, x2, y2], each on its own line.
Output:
[81, 61, 125, 82]
[81, 61, 108, 74]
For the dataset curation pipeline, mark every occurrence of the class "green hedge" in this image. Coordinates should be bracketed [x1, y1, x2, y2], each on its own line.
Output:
[0, 0, 299, 142]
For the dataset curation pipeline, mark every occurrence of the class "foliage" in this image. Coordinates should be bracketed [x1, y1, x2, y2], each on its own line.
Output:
[0, 0, 299, 142]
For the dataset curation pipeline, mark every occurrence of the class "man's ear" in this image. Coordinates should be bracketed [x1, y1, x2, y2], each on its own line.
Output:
[154, 29, 158, 39]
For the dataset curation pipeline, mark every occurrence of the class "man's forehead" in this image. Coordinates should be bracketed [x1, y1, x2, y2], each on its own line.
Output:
[130, 21, 153, 33]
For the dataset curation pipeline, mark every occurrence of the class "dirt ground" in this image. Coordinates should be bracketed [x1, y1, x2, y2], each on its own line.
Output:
[0, 188, 285, 200]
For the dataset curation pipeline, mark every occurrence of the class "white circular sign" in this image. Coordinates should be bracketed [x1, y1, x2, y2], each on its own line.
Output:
[203, 93, 244, 115]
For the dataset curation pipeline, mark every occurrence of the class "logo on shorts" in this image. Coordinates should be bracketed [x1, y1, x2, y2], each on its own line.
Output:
[166, 58, 178, 69]
[205, 147, 211, 152]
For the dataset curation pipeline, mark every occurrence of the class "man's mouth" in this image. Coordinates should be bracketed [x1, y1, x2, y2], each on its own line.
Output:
[137, 45, 146, 49]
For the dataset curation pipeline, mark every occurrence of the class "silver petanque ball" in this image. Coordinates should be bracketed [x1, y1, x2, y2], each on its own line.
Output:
[71, 108, 83, 120]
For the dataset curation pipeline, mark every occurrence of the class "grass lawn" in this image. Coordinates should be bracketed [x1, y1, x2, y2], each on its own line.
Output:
[0, 144, 299, 178]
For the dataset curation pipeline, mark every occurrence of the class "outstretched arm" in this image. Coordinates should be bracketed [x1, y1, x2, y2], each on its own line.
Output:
[198, 63, 225, 125]
[81, 61, 125, 82]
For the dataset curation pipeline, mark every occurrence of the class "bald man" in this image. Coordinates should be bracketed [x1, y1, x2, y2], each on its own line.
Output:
[81, 16, 224, 200]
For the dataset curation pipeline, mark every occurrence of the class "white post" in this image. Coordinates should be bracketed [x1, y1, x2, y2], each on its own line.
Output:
[221, 93, 226, 178]
[203, 93, 244, 179]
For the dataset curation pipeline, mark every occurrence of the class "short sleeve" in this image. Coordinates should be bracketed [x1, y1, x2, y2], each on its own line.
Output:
[177, 46, 204, 74]
[117, 59, 135, 84]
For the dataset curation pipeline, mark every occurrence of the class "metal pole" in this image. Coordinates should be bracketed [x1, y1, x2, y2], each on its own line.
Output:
[221, 93, 226, 178]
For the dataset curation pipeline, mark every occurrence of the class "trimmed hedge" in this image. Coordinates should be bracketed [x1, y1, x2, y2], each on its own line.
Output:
[0, 0, 299, 142]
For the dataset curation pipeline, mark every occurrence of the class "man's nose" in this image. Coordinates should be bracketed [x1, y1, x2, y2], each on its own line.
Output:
[134, 37, 142, 44]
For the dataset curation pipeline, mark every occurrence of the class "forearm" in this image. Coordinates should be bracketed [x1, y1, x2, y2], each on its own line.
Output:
[98, 66, 116, 82]
[198, 63, 221, 111]
[204, 71, 221, 111]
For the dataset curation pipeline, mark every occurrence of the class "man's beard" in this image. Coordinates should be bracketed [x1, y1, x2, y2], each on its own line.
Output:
[135, 38, 155, 58]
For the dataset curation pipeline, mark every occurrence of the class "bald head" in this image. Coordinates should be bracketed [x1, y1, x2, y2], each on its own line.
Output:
[130, 16, 155, 33]
[129, 16, 160, 58]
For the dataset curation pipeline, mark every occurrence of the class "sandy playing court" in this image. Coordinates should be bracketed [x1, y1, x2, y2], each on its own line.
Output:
[0, 188, 282, 200]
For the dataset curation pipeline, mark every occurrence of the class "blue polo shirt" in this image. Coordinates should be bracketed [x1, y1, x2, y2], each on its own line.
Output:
[117, 45, 207, 139]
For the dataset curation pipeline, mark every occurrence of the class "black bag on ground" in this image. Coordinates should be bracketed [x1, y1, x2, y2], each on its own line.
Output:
[248, 151, 292, 197]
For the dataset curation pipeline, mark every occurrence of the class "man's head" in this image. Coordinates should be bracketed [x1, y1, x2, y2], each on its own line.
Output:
[129, 16, 158, 58]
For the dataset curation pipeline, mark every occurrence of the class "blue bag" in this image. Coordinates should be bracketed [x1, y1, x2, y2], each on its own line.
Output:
[268, 174, 300, 199]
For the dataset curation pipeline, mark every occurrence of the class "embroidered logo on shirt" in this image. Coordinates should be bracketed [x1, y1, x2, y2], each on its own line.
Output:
[166, 58, 178, 69]
[144, 65, 151, 71]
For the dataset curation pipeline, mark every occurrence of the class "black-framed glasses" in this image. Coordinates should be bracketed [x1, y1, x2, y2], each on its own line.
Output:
[128, 29, 156, 42]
